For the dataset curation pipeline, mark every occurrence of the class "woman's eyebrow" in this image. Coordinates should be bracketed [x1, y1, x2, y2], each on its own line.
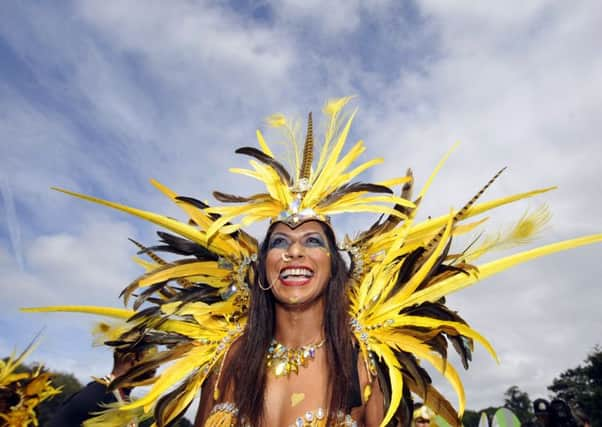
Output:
[301, 231, 326, 240]
[301, 231, 325, 239]
[269, 232, 289, 238]
[269, 230, 324, 240]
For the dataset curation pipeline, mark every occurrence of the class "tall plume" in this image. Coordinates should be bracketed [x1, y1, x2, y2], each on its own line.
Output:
[300, 112, 314, 181]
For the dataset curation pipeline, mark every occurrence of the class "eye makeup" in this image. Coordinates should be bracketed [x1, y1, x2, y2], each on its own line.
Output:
[267, 232, 327, 250]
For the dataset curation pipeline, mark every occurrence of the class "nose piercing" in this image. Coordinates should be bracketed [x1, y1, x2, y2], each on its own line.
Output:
[281, 253, 292, 262]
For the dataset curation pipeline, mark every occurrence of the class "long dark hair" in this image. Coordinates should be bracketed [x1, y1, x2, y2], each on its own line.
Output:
[219, 220, 355, 425]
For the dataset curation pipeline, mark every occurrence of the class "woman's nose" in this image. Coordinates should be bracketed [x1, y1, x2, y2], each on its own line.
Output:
[287, 241, 305, 258]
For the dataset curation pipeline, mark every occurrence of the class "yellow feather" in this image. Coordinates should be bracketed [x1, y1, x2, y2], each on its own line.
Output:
[417, 143, 460, 200]
[390, 316, 498, 362]
[373, 344, 403, 427]
[309, 109, 358, 199]
[121, 347, 210, 411]
[464, 205, 551, 262]
[256, 129, 274, 157]
[92, 321, 130, 346]
[137, 262, 229, 287]
[317, 96, 354, 172]
[0, 335, 41, 384]
[21, 305, 134, 319]
[52, 187, 209, 245]
[83, 405, 145, 427]
[376, 176, 413, 188]
[383, 335, 466, 416]
[132, 256, 159, 272]
[159, 372, 204, 425]
[409, 187, 556, 238]
[265, 113, 287, 127]
[150, 179, 240, 255]
[390, 212, 454, 303]
[402, 234, 602, 308]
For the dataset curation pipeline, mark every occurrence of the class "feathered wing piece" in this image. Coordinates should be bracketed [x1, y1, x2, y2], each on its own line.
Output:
[345, 151, 602, 427]
[0, 335, 62, 427]
[21, 97, 602, 427]
[23, 181, 257, 426]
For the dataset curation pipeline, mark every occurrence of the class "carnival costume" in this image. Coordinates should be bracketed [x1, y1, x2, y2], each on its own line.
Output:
[0, 337, 61, 426]
[24, 97, 602, 427]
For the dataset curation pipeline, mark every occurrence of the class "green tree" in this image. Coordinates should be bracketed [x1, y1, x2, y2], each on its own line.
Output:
[548, 345, 602, 427]
[461, 409, 481, 427]
[503, 385, 532, 423]
[462, 407, 497, 427]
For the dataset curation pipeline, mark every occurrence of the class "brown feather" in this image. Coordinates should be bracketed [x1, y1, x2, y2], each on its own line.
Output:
[154, 373, 197, 427]
[406, 378, 460, 427]
[449, 335, 474, 370]
[454, 167, 506, 222]
[156, 231, 219, 261]
[212, 191, 270, 203]
[317, 182, 393, 208]
[300, 112, 314, 181]
[354, 170, 415, 244]
[126, 306, 162, 323]
[235, 146, 292, 185]
[133, 282, 171, 310]
[175, 196, 222, 222]
[396, 350, 431, 398]
[109, 344, 194, 391]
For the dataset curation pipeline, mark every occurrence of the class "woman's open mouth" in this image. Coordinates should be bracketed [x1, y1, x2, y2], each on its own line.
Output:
[279, 267, 314, 286]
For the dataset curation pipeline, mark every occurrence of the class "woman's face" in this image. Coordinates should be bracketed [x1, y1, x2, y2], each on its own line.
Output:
[264, 221, 332, 307]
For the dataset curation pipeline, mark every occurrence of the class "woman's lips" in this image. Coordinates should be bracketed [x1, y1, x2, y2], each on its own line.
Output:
[279, 266, 313, 287]
[279, 276, 311, 287]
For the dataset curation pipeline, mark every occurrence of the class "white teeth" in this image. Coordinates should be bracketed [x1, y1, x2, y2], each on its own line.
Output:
[280, 268, 313, 279]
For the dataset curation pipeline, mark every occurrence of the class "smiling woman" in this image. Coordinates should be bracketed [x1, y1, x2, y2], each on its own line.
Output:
[266, 222, 332, 306]
[201, 219, 383, 427]
[22, 97, 602, 427]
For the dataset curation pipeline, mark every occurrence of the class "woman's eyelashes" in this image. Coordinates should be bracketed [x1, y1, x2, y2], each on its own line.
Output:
[268, 235, 289, 249]
[267, 234, 326, 250]
[305, 235, 326, 247]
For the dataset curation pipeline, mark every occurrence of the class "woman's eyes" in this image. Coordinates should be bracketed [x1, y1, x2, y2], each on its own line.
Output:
[269, 237, 289, 249]
[268, 235, 325, 249]
[305, 236, 325, 247]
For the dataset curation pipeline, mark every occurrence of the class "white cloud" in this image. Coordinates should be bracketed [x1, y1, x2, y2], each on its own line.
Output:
[271, 0, 362, 34]
[0, 0, 600, 419]
[77, 1, 295, 90]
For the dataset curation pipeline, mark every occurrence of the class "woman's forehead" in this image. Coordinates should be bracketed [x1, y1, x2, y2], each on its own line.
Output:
[270, 220, 326, 236]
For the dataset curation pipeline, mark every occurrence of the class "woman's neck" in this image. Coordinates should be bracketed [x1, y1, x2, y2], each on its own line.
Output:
[273, 298, 325, 347]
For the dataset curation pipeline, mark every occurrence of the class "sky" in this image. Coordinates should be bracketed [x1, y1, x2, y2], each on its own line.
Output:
[1, 0, 601, 417]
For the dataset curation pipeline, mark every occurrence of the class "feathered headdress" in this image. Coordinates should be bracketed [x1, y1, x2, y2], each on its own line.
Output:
[206, 96, 413, 235]
[23, 97, 601, 427]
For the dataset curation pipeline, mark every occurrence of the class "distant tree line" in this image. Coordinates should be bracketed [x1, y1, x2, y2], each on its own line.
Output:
[462, 345, 601, 427]
[5, 345, 600, 426]
[9, 362, 193, 426]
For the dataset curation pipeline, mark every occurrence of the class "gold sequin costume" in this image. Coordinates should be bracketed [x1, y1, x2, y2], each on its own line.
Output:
[205, 402, 357, 427]
[23, 97, 602, 426]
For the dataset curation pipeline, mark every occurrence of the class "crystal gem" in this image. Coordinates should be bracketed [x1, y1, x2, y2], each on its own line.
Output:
[316, 408, 325, 420]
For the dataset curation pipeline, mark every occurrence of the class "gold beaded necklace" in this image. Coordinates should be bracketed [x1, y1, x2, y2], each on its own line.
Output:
[266, 338, 326, 377]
